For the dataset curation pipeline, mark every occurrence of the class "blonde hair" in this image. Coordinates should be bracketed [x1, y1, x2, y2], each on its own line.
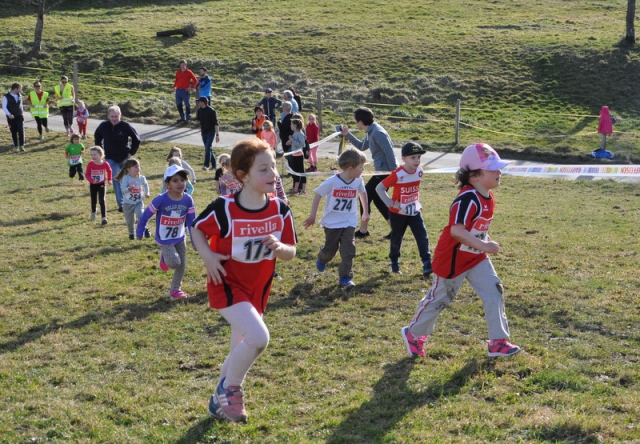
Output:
[114, 158, 141, 181]
[167, 157, 183, 167]
[77, 100, 85, 108]
[89, 146, 104, 159]
[167, 146, 183, 161]
[262, 120, 274, 130]
[218, 153, 231, 171]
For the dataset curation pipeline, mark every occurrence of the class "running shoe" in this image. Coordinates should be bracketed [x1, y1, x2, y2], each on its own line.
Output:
[423, 260, 433, 278]
[390, 262, 401, 274]
[90, 212, 96, 222]
[208, 393, 222, 418]
[170, 289, 188, 299]
[354, 230, 370, 239]
[401, 326, 427, 357]
[339, 277, 356, 288]
[144, 228, 151, 238]
[214, 377, 247, 423]
[159, 254, 169, 272]
[316, 259, 326, 272]
[487, 339, 521, 357]
[101, 217, 108, 225]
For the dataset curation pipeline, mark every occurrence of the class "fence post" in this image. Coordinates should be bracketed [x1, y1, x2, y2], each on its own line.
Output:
[73, 62, 79, 104]
[316, 90, 323, 133]
[455, 99, 460, 145]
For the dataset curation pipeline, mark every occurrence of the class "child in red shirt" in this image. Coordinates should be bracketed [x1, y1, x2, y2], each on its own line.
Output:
[305, 114, 320, 172]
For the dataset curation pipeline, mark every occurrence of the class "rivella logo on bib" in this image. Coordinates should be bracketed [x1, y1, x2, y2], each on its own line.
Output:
[160, 214, 186, 226]
[234, 215, 283, 237]
[332, 189, 357, 199]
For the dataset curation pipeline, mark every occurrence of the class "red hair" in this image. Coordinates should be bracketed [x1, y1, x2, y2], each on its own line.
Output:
[231, 138, 271, 181]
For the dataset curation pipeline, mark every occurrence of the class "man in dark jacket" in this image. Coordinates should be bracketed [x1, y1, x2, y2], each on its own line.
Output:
[94, 105, 141, 211]
[195, 96, 220, 170]
[258, 88, 282, 125]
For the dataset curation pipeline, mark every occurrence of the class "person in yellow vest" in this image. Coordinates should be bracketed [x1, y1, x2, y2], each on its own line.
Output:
[54, 75, 75, 136]
[26, 80, 50, 140]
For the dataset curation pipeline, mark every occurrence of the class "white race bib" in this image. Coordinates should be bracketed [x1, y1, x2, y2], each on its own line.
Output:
[231, 215, 283, 263]
[399, 192, 422, 216]
[159, 214, 186, 241]
[69, 155, 81, 165]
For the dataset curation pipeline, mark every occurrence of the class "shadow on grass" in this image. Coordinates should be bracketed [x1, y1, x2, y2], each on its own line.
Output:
[175, 416, 224, 444]
[0, 293, 208, 354]
[0, 211, 79, 227]
[326, 357, 495, 443]
[268, 273, 389, 314]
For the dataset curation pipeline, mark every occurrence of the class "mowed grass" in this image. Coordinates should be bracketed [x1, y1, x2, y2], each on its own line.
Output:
[2, 0, 640, 160]
[1, 127, 639, 443]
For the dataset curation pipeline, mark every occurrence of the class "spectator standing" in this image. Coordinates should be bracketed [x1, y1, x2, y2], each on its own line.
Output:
[54, 75, 75, 135]
[289, 86, 302, 111]
[3, 82, 25, 152]
[94, 105, 141, 212]
[341, 107, 398, 239]
[306, 114, 320, 172]
[251, 105, 266, 139]
[283, 90, 298, 114]
[195, 96, 220, 171]
[173, 59, 198, 121]
[196, 67, 212, 105]
[258, 88, 281, 125]
[26, 80, 50, 140]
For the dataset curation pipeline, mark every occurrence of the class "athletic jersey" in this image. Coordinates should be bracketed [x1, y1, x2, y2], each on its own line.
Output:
[85, 161, 112, 184]
[381, 166, 423, 216]
[120, 174, 149, 205]
[193, 193, 296, 314]
[432, 185, 495, 279]
[136, 193, 196, 244]
[76, 107, 89, 124]
[65, 143, 85, 166]
[314, 174, 365, 229]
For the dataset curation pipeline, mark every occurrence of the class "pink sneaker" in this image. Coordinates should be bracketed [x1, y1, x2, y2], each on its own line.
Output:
[170, 289, 188, 299]
[159, 254, 169, 272]
[401, 327, 427, 357]
[487, 339, 521, 357]
[214, 378, 247, 423]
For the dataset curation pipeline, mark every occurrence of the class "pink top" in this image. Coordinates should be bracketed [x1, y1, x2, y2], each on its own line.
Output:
[598, 106, 613, 135]
[261, 130, 277, 149]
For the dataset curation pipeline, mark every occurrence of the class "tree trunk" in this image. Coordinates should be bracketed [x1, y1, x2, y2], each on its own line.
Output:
[626, 0, 636, 44]
[32, 0, 45, 54]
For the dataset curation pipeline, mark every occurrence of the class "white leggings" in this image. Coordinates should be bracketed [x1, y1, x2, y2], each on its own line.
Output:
[218, 302, 270, 388]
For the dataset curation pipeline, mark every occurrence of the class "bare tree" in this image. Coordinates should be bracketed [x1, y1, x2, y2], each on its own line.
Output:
[626, 0, 636, 44]
[0, 0, 68, 54]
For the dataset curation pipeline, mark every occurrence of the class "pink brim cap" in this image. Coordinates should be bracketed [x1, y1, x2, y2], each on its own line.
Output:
[460, 143, 510, 171]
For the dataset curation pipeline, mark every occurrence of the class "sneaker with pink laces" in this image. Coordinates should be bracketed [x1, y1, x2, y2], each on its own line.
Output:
[401, 326, 427, 357]
[214, 377, 247, 423]
[159, 254, 169, 272]
[487, 339, 521, 357]
[170, 289, 188, 299]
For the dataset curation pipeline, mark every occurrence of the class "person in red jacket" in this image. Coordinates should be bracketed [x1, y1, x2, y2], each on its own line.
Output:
[305, 114, 320, 172]
[172, 59, 198, 122]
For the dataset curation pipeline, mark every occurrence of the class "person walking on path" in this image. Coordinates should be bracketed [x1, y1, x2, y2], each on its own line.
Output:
[173, 59, 198, 122]
[341, 107, 398, 239]
[258, 88, 281, 126]
[196, 67, 212, 105]
[195, 96, 220, 170]
[26, 80, 50, 140]
[54, 75, 75, 136]
[94, 105, 141, 212]
[3, 82, 25, 152]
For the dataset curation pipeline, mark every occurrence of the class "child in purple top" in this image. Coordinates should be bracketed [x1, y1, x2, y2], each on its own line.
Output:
[137, 165, 196, 299]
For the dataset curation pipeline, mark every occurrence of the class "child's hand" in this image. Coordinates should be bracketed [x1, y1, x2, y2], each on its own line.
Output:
[361, 212, 370, 222]
[303, 216, 315, 228]
[202, 252, 230, 286]
[107, 180, 112, 185]
[262, 234, 283, 253]
[145, 194, 150, 198]
[484, 240, 500, 254]
[392, 201, 401, 210]
[193, 179, 197, 184]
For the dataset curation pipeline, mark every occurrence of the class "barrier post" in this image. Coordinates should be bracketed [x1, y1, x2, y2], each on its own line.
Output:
[316, 90, 323, 132]
[455, 99, 460, 145]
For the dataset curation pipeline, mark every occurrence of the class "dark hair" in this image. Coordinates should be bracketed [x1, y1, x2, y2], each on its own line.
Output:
[11, 82, 21, 91]
[254, 105, 264, 113]
[200, 67, 207, 72]
[231, 139, 271, 182]
[354, 107, 374, 126]
[455, 168, 482, 189]
[291, 118, 303, 131]
[165, 170, 188, 184]
[70, 134, 80, 143]
[179, 59, 187, 65]
[338, 149, 366, 170]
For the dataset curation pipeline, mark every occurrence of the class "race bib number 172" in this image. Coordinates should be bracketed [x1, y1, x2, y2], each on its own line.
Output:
[232, 215, 284, 263]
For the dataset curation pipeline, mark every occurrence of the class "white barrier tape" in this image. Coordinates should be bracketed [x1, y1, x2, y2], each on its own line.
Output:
[282, 131, 342, 157]
[283, 163, 640, 178]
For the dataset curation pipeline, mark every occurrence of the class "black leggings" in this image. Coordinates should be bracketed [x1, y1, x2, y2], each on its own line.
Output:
[60, 106, 73, 129]
[90, 183, 106, 217]
[361, 174, 390, 221]
[289, 155, 306, 188]
[34, 116, 48, 135]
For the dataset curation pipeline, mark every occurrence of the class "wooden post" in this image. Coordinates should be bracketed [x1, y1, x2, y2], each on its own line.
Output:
[73, 62, 79, 112]
[455, 99, 461, 145]
[316, 90, 323, 132]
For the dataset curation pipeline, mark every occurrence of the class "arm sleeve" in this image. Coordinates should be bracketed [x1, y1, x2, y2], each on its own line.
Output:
[105, 163, 113, 181]
[275, 175, 287, 202]
[142, 177, 150, 196]
[372, 131, 397, 170]
[94, 123, 103, 147]
[181, 160, 196, 181]
[136, 200, 158, 238]
[1, 97, 8, 115]
[128, 124, 141, 155]
[345, 132, 366, 151]
[375, 182, 394, 208]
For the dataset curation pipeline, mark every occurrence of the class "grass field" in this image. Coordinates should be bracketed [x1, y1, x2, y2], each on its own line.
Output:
[2, 0, 640, 161]
[1, 126, 639, 443]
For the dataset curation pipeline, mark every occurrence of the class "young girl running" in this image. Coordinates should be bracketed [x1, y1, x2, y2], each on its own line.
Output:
[289, 118, 307, 195]
[137, 165, 196, 299]
[192, 139, 297, 423]
[167, 146, 197, 185]
[214, 153, 241, 195]
[76, 101, 90, 140]
[85, 146, 112, 225]
[115, 158, 150, 240]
